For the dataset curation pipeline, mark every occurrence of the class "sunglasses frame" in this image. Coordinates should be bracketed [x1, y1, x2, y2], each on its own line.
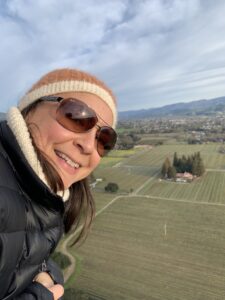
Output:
[37, 95, 117, 157]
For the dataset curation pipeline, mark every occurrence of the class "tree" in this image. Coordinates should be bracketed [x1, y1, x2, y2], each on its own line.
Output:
[117, 134, 138, 150]
[129, 133, 141, 142]
[191, 158, 198, 175]
[167, 166, 177, 179]
[161, 161, 168, 178]
[186, 156, 192, 173]
[199, 158, 205, 175]
[161, 157, 171, 178]
[176, 158, 182, 173]
[191, 152, 205, 177]
[170, 151, 205, 178]
[105, 182, 119, 193]
[180, 155, 187, 172]
[173, 152, 178, 168]
[195, 157, 205, 176]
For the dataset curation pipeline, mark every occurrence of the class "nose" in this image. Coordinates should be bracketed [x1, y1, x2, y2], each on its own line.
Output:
[73, 128, 98, 155]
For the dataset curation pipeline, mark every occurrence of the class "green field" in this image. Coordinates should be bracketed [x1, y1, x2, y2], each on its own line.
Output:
[139, 133, 181, 145]
[64, 143, 225, 299]
[141, 171, 225, 203]
[94, 166, 156, 194]
[69, 196, 225, 300]
[98, 149, 142, 168]
[92, 191, 116, 211]
[122, 144, 225, 170]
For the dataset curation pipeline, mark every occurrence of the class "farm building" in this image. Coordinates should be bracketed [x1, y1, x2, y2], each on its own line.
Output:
[176, 172, 194, 182]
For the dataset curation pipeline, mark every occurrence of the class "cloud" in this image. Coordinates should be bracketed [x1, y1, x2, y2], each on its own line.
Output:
[0, 0, 225, 112]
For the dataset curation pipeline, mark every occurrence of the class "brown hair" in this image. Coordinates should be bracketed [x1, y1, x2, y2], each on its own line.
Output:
[22, 100, 95, 246]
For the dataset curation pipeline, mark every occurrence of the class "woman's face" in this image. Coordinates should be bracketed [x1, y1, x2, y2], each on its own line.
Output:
[26, 92, 114, 189]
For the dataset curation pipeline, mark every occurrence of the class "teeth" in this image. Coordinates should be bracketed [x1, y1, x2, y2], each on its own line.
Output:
[56, 151, 80, 169]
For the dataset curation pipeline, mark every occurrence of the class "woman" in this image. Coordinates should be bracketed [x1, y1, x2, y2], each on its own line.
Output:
[0, 68, 117, 299]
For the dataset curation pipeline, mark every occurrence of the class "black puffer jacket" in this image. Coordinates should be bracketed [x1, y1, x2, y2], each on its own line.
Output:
[0, 120, 65, 299]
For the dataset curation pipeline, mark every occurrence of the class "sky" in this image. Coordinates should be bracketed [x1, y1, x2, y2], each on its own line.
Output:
[0, 0, 225, 112]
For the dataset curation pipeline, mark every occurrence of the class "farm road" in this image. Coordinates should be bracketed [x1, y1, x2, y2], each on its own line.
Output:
[60, 196, 123, 283]
[60, 231, 77, 282]
[60, 164, 225, 282]
[60, 193, 132, 282]
[60, 148, 157, 280]
[132, 170, 160, 195]
[128, 194, 225, 206]
[60, 163, 225, 282]
[60, 165, 159, 282]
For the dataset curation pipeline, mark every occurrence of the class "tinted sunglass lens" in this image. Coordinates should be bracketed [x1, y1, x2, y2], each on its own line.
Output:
[56, 98, 117, 157]
[56, 99, 98, 132]
[97, 127, 117, 157]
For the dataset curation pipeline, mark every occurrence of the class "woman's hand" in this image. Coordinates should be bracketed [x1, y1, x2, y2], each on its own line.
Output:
[33, 272, 64, 299]
[48, 284, 64, 300]
[33, 271, 55, 288]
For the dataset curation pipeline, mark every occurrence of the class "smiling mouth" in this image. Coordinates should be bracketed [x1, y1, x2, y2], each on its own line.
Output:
[55, 150, 80, 169]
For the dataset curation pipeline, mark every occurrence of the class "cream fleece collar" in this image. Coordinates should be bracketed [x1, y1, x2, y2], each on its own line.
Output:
[6, 107, 69, 202]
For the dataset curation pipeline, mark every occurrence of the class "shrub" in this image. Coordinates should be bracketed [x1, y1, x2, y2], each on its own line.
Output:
[105, 182, 119, 193]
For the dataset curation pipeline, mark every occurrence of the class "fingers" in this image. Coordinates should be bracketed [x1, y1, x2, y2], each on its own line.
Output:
[33, 272, 54, 288]
[48, 284, 64, 300]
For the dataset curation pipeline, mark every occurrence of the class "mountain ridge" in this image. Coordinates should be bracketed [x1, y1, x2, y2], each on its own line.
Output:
[119, 96, 225, 120]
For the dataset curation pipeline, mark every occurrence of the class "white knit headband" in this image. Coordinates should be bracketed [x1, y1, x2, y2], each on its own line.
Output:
[18, 80, 117, 128]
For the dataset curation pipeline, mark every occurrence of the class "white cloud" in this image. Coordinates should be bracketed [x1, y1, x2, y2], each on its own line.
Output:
[0, 0, 225, 112]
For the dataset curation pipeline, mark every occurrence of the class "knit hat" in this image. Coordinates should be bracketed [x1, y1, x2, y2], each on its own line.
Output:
[18, 68, 117, 128]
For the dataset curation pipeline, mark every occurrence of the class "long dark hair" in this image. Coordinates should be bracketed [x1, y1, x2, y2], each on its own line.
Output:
[22, 100, 95, 246]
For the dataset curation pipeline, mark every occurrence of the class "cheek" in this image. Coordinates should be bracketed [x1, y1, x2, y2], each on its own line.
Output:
[90, 153, 101, 169]
[38, 122, 68, 149]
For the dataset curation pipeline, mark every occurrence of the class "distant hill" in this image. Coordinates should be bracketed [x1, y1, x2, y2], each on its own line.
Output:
[119, 96, 225, 120]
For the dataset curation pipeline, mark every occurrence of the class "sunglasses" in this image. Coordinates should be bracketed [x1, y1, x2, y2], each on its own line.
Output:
[38, 96, 117, 157]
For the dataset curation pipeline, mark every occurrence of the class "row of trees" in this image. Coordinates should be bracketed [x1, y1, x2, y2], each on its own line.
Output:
[161, 152, 205, 179]
[161, 158, 176, 179]
[117, 133, 141, 150]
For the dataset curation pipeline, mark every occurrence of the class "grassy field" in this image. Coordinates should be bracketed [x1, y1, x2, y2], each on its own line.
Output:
[138, 132, 187, 144]
[68, 196, 225, 300]
[93, 166, 156, 194]
[122, 143, 225, 169]
[141, 171, 225, 203]
[93, 143, 225, 197]
[92, 191, 116, 211]
[64, 143, 225, 299]
[98, 149, 142, 168]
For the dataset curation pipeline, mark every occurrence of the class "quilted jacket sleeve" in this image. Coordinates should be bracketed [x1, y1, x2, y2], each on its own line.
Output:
[0, 191, 26, 300]
[13, 283, 54, 300]
[11, 258, 64, 300]
[45, 258, 64, 286]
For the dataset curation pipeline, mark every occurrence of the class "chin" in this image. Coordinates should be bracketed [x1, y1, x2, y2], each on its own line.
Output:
[63, 178, 80, 189]
[62, 171, 91, 189]
[63, 181, 73, 189]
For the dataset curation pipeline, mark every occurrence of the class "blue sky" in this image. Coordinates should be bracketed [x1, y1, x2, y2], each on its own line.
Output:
[0, 0, 225, 112]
